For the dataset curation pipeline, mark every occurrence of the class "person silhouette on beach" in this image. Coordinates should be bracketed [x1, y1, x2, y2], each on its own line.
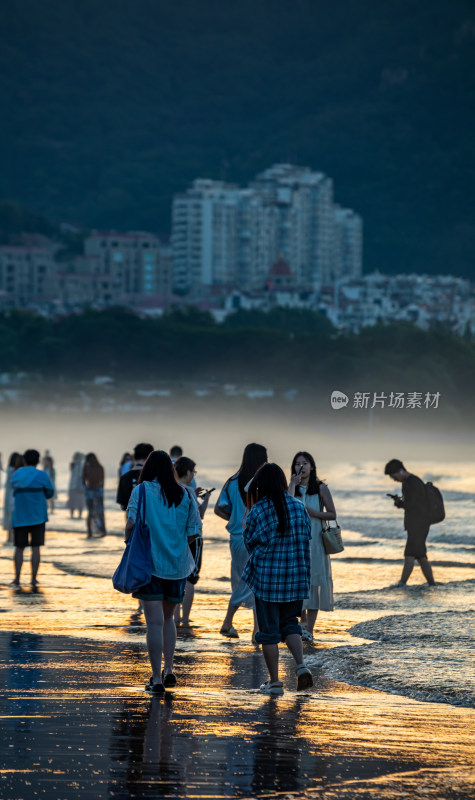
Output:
[384, 459, 436, 587]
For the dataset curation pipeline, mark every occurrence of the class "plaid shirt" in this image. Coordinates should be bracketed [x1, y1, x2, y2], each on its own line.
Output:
[242, 494, 311, 602]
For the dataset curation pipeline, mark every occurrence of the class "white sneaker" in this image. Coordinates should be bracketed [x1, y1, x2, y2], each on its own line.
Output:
[301, 629, 314, 642]
[259, 680, 284, 696]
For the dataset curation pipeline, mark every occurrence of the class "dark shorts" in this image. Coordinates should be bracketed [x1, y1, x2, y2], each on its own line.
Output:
[187, 537, 203, 586]
[132, 575, 187, 603]
[405, 524, 430, 559]
[254, 597, 303, 645]
[13, 523, 45, 548]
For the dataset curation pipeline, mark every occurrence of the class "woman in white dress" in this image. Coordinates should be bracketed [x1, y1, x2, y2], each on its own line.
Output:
[68, 452, 85, 519]
[214, 442, 267, 641]
[289, 451, 336, 642]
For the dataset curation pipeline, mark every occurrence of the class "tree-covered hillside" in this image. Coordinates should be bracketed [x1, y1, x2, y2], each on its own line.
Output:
[0, 0, 474, 277]
[0, 308, 474, 419]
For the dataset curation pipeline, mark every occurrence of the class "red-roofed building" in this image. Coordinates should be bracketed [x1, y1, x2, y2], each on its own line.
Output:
[265, 256, 294, 290]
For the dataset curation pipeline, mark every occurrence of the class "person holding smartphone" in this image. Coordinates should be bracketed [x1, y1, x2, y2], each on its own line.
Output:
[289, 451, 336, 643]
[174, 456, 212, 626]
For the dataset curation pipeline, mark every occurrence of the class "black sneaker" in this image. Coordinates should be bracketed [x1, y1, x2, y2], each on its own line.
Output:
[146, 681, 165, 695]
[161, 670, 177, 688]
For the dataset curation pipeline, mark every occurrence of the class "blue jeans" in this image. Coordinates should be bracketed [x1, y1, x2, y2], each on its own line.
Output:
[85, 487, 106, 534]
[254, 597, 303, 644]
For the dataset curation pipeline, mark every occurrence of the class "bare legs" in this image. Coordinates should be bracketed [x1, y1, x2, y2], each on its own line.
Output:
[221, 603, 259, 641]
[13, 546, 40, 585]
[142, 599, 177, 685]
[221, 601, 239, 632]
[400, 556, 435, 585]
[13, 547, 23, 583]
[262, 633, 305, 683]
[31, 546, 40, 584]
[174, 582, 194, 626]
[303, 609, 318, 635]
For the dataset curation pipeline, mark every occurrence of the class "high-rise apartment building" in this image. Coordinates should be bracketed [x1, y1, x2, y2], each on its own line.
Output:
[333, 207, 363, 280]
[172, 180, 242, 293]
[252, 163, 335, 285]
[172, 164, 361, 293]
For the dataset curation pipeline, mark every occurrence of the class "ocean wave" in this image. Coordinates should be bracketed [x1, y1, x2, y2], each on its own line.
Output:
[309, 609, 475, 708]
[339, 515, 475, 546]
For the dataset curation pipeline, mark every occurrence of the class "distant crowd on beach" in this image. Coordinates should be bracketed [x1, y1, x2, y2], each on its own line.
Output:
[1, 442, 439, 696]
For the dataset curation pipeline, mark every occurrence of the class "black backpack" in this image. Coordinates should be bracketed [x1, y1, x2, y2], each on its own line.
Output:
[425, 482, 445, 524]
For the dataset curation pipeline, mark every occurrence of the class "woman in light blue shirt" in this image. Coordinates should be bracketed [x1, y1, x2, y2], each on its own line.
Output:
[214, 442, 267, 641]
[126, 450, 201, 694]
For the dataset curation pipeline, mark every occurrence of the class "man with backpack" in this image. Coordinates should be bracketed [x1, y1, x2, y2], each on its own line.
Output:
[384, 459, 437, 587]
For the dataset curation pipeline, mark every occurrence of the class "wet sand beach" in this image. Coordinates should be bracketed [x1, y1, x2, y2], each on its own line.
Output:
[1, 454, 474, 800]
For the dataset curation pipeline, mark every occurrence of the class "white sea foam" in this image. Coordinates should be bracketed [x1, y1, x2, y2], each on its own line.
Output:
[309, 609, 475, 708]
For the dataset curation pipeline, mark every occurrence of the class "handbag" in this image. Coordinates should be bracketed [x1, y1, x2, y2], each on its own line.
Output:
[321, 521, 344, 555]
[112, 483, 152, 593]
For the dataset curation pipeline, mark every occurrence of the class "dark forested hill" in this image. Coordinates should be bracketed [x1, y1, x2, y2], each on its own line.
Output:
[0, 0, 474, 277]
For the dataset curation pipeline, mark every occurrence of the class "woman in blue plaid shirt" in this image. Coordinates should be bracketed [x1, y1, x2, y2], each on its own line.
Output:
[243, 463, 314, 695]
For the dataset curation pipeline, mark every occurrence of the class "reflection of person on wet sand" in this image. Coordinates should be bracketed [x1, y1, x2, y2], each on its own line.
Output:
[142, 695, 175, 767]
[385, 459, 436, 587]
[251, 697, 303, 795]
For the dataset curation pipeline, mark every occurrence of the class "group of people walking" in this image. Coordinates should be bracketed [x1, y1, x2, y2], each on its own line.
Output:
[2, 440, 437, 698]
[121, 442, 337, 696]
[3, 449, 107, 545]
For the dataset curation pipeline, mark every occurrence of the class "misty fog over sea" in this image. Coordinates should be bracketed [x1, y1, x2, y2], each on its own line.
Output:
[1, 389, 474, 711]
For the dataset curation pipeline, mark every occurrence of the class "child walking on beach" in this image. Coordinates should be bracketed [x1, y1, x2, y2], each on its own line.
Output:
[243, 463, 313, 695]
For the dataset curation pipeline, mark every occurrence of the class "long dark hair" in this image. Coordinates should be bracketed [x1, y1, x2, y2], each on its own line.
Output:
[247, 463, 289, 534]
[8, 452, 22, 469]
[138, 450, 184, 507]
[291, 451, 322, 497]
[232, 443, 268, 502]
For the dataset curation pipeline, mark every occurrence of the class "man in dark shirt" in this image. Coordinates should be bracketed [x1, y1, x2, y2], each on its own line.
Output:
[116, 443, 154, 511]
[384, 458, 435, 587]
